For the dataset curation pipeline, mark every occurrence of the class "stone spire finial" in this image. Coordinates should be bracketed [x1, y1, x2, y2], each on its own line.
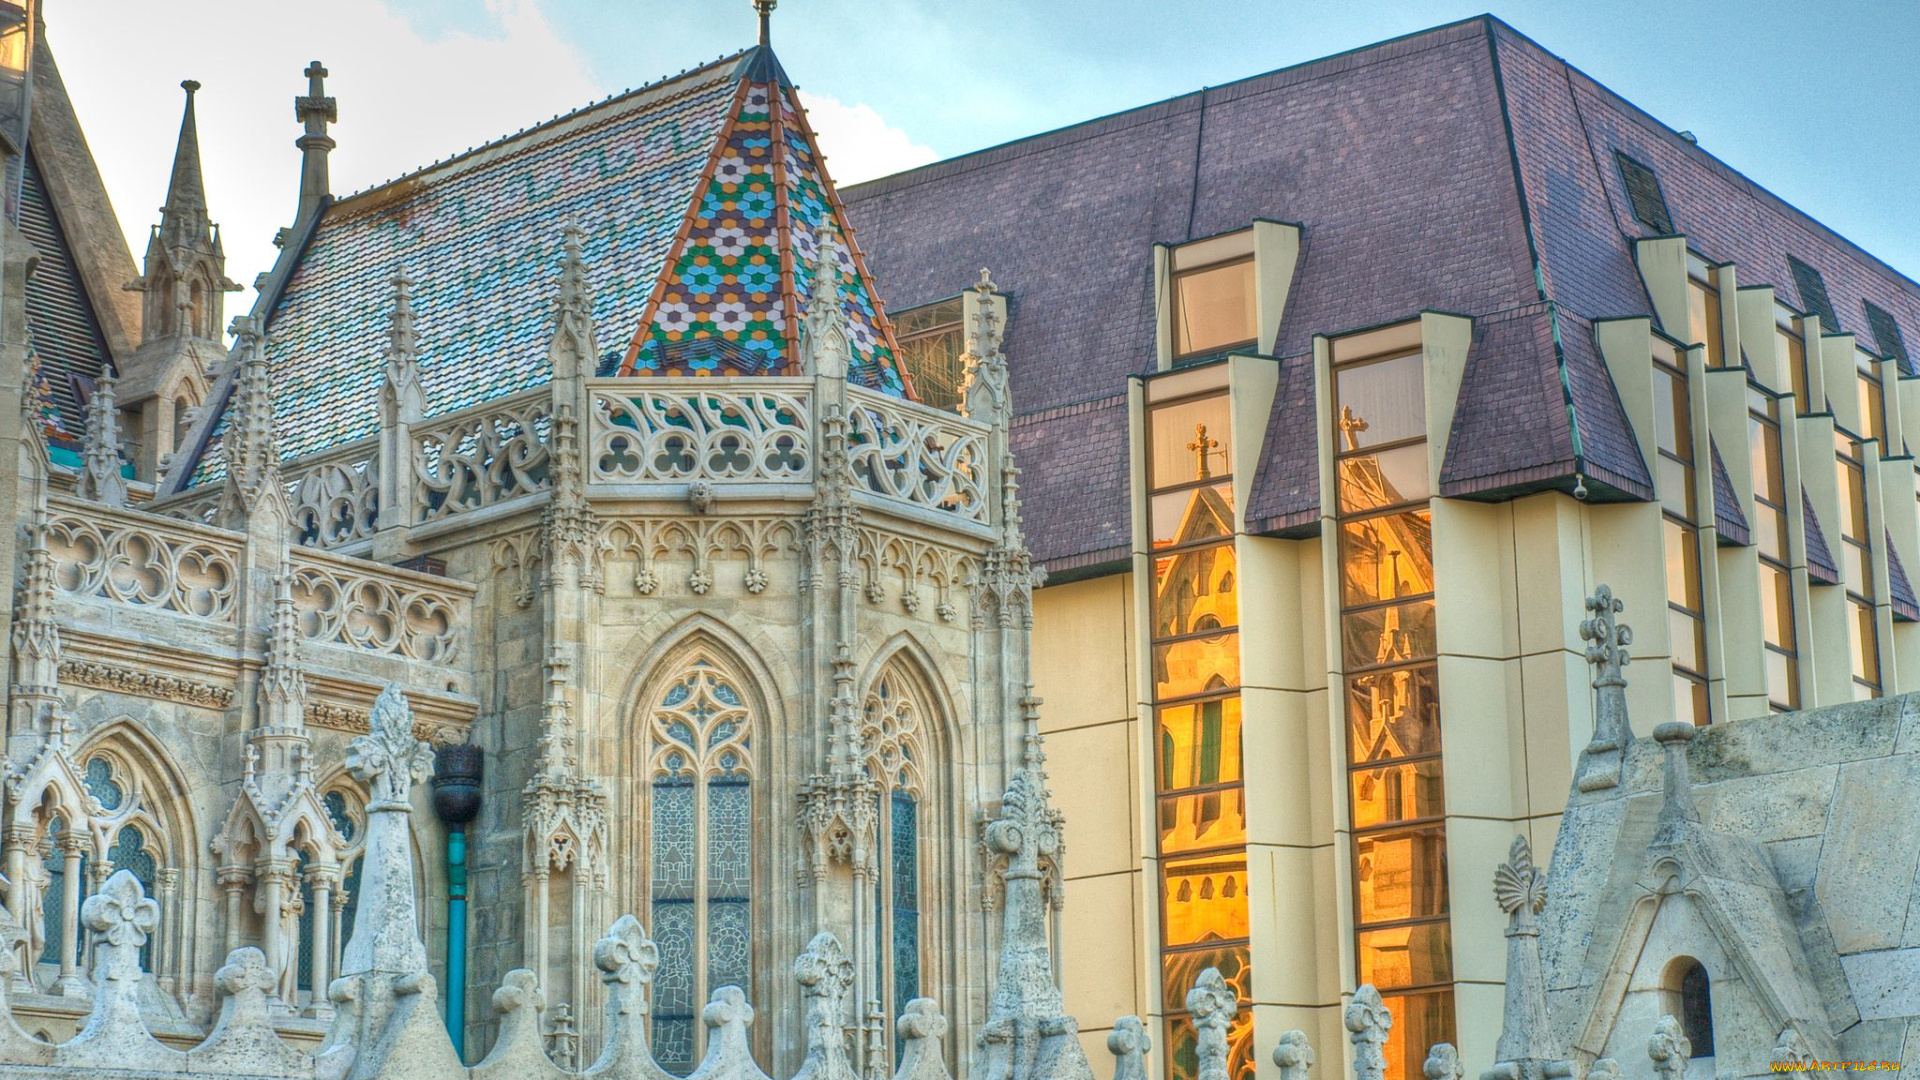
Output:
[160, 80, 212, 254]
[75, 364, 128, 507]
[380, 270, 424, 425]
[1647, 1016, 1691, 1080]
[258, 568, 307, 730]
[294, 60, 337, 216]
[958, 269, 1009, 423]
[586, 915, 662, 1074]
[1423, 1044, 1462, 1080]
[1272, 1030, 1315, 1080]
[1486, 836, 1571, 1080]
[805, 221, 852, 381]
[1108, 1016, 1152, 1080]
[1185, 968, 1237, 1080]
[1345, 985, 1391, 1080]
[348, 685, 432, 812]
[1652, 722, 1701, 838]
[1575, 583, 1634, 792]
[549, 223, 599, 381]
[218, 314, 286, 527]
[794, 931, 856, 1080]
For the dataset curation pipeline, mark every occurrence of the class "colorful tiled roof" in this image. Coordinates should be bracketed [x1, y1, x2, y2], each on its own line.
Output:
[619, 60, 907, 394]
[193, 49, 754, 480]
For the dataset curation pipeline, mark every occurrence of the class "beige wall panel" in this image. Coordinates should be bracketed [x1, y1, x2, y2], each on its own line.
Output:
[1735, 284, 1783, 392]
[1633, 237, 1689, 341]
[1421, 313, 1473, 480]
[1243, 686, 1328, 848]
[1511, 493, 1587, 659]
[1713, 543, 1766, 712]
[1517, 649, 1583, 823]
[1436, 656, 1524, 820]
[1033, 575, 1134, 734]
[1451, 980, 1506, 1079]
[1060, 872, 1146, 1032]
[1045, 720, 1139, 879]
[1432, 498, 1519, 661]
[1583, 502, 1673, 727]
[1246, 843, 1333, 1008]
[1240, 537, 1321, 693]
[1444, 817, 1528, 987]
[1820, 333, 1861, 436]
[1251, 1004, 1345, 1080]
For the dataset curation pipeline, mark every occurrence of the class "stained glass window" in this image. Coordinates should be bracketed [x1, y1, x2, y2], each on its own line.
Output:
[647, 658, 754, 1070]
[83, 758, 123, 810]
[891, 790, 920, 1013]
[108, 825, 157, 970]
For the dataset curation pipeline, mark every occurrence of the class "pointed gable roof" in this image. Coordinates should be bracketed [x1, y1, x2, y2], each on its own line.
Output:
[185, 49, 751, 481]
[618, 48, 909, 395]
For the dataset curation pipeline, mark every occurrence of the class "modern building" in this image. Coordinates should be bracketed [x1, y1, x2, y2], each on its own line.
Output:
[0, 5, 1917, 1080]
[843, 14, 1920, 1080]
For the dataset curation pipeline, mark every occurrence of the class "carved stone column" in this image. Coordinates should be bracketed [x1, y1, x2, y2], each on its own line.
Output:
[217, 866, 250, 954]
[51, 834, 88, 996]
[155, 867, 180, 994]
[254, 857, 296, 1010]
[305, 865, 337, 1017]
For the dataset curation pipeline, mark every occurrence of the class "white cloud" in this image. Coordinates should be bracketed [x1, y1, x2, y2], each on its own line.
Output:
[795, 91, 939, 186]
[53, 0, 601, 321]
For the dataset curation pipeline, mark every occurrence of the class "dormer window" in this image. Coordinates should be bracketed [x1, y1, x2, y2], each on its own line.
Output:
[893, 297, 965, 411]
[1171, 231, 1256, 363]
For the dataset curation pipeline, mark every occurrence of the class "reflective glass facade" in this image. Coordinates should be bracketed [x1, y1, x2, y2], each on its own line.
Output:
[1333, 341, 1453, 1080]
[1146, 382, 1254, 1080]
[1654, 338, 1709, 726]
[1748, 388, 1800, 711]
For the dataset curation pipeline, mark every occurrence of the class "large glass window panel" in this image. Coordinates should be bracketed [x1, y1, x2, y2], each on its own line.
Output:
[1345, 665, 1441, 762]
[1161, 944, 1253, 1080]
[1688, 274, 1724, 369]
[1157, 789, 1249, 856]
[1669, 608, 1706, 675]
[1354, 824, 1450, 924]
[1153, 633, 1241, 700]
[1836, 452, 1868, 542]
[1334, 354, 1426, 450]
[1173, 259, 1257, 359]
[1151, 484, 1235, 549]
[1342, 598, 1437, 671]
[1381, 990, 1457, 1080]
[1664, 520, 1703, 612]
[1755, 503, 1789, 564]
[1850, 600, 1881, 690]
[1164, 1009, 1257, 1080]
[1160, 853, 1250, 946]
[1652, 364, 1693, 462]
[1357, 921, 1453, 988]
[1150, 396, 1233, 490]
[1339, 511, 1434, 607]
[1760, 563, 1796, 654]
[1657, 458, 1697, 521]
[1859, 372, 1885, 445]
[1350, 758, 1445, 828]
[1153, 543, 1241, 639]
[1776, 321, 1809, 414]
[1749, 412, 1785, 505]
[1158, 697, 1245, 790]
[1337, 444, 1431, 514]
[1843, 543, 1874, 599]
[1765, 648, 1799, 712]
[1672, 671, 1708, 728]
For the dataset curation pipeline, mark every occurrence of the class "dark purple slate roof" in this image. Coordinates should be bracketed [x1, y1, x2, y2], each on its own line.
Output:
[836, 16, 1920, 571]
[1803, 487, 1840, 586]
[19, 147, 109, 441]
[1888, 531, 1918, 622]
[1709, 440, 1750, 547]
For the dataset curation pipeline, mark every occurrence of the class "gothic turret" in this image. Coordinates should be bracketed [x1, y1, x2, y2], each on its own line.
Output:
[119, 79, 239, 478]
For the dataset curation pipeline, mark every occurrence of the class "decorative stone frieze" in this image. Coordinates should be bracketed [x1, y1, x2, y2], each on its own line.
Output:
[57, 659, 233, 708]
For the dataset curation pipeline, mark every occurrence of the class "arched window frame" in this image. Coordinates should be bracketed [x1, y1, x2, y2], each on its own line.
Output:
[1670, 956, 1715, 1059]
[296, 782, 367, 1005]
[70, 737, 191, 982]
[642, 652, 758, 1074]
[860, 660, 935, 1047]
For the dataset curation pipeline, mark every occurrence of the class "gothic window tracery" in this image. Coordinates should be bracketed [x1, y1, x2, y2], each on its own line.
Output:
[861, 664, 930, 1038]
[296, 786, 365, 1005]
[646, 656, 755, 1072]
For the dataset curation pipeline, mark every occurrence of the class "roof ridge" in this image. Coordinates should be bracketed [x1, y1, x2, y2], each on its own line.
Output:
[328, 48, 752, 210]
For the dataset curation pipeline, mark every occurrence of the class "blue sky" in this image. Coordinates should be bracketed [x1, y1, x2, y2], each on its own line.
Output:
[63, 1, 1920, 304]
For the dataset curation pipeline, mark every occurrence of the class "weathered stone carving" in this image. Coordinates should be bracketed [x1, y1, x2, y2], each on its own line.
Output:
[1108, 1016, 1151, 1080]
[1575, 584, 1632, 792]
[1646, 1016, 1690, 1080]
[1345, 984, 1392, 1080]
[57, 658, 234, 707]
[75, 362, 129, 508]
[1483, 835, 1571, 1080]
[1272, 1029, 1314, 1080]
[1424, 1044, 1463, 1080]
[1186, 967, 1236, 1080]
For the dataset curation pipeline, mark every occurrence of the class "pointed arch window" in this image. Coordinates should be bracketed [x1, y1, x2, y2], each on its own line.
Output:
[296, 788, 364, 1005]
[648, 659, 754, 1073]
[862, 667, 929, 1043]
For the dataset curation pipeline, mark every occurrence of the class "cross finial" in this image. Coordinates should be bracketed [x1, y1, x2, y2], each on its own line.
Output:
[754, 0, 776, 47]
[1188, 423, 1219, 481]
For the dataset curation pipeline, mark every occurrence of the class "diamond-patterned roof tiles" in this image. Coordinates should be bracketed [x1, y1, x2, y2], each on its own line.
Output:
[621, 73, 907, 394]
[194, 50, 750, 481]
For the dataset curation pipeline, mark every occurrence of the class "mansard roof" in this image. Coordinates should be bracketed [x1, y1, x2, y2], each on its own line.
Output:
[843, 16, 1920, 574]
[182, 43, 907, 483]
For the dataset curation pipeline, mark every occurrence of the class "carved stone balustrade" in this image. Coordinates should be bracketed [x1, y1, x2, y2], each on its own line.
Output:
[589, 378, 814, 489]
[412, 386, 555, 529]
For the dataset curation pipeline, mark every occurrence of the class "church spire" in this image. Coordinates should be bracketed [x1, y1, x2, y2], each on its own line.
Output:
[159, 81, 211, 254]
[754, 0, 775, 47]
